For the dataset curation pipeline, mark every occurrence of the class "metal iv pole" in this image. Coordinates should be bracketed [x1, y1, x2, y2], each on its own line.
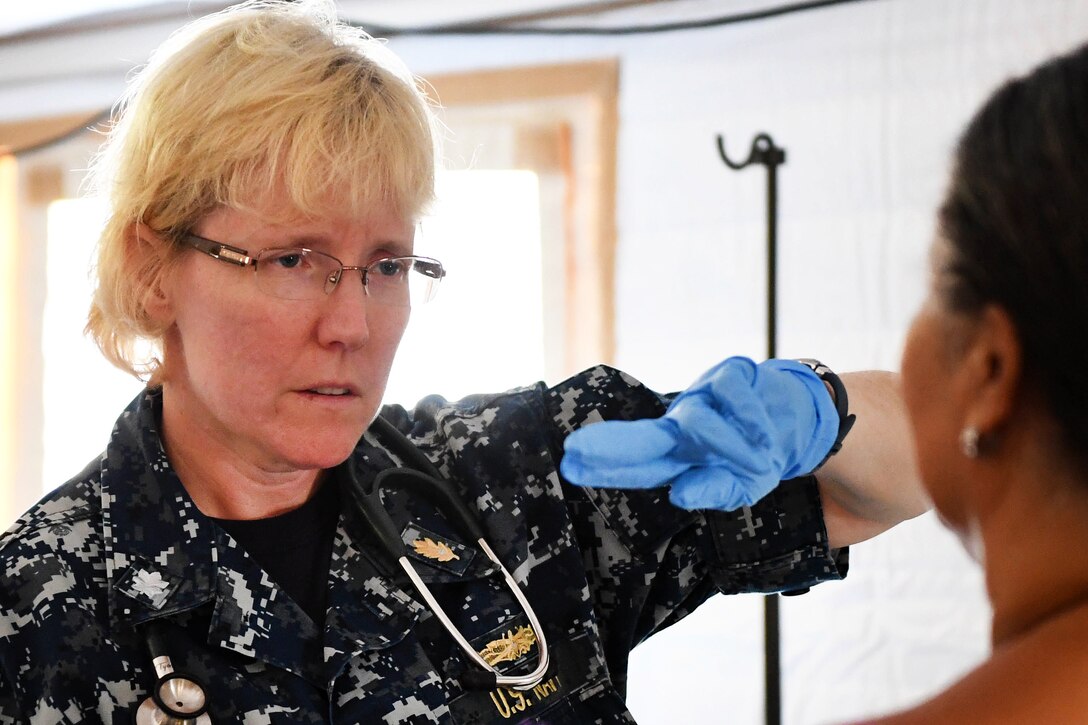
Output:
[716, 131, 787, 725]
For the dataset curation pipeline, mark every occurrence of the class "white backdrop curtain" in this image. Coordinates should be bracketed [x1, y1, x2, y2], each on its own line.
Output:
[388, 2, 1088, 721]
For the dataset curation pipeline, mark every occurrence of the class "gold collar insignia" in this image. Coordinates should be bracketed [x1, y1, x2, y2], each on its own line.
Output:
[412, 536, 460, 562]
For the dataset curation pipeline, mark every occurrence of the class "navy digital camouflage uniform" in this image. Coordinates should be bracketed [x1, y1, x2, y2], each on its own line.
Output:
[0, 366, 847, 724]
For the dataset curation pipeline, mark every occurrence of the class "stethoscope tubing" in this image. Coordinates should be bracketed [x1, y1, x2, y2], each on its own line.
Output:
[356, 416, 551, 690]
[395, 536, 551, 690]
[137, 414, 550, 723]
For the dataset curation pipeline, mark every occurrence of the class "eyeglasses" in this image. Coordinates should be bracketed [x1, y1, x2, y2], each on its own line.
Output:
[182, 233, 445, 307]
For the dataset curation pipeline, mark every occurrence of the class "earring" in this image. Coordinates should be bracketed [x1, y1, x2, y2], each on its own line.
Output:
[960, 426, 980, 458]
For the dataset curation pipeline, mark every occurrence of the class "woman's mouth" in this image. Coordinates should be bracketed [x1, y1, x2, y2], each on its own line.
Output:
[308, 387, 352, 396]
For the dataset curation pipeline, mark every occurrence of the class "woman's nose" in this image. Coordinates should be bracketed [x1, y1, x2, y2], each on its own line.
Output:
[315, 269, 371, 349]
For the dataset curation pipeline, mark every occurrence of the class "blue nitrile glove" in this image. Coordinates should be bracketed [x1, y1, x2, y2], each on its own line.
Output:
[559, 357, 840, 511]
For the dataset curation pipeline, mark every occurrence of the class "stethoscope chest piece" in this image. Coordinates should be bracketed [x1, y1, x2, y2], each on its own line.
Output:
[136, 623, 212, 724]
[135, 692, 211, 725]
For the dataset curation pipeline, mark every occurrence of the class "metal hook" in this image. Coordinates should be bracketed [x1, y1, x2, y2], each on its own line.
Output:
[716, 132, 786, 170]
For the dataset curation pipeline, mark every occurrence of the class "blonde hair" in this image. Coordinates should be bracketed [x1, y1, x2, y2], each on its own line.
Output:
[86, 0, 438, 382]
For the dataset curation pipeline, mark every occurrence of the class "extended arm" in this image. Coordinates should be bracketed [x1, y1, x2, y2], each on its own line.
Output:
[561, 358, 930, 550]
[817, 371, 929, 548]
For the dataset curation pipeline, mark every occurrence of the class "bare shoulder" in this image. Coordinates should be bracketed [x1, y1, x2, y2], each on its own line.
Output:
[861, 604, 1088, 724]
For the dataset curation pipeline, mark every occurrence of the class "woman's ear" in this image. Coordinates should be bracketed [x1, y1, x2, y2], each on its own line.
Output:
[958, 304, 1022, 437]
[131, 222, 175, 326]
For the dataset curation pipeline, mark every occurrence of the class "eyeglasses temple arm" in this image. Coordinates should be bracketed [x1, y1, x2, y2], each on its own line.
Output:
[183, 234, 253, 267]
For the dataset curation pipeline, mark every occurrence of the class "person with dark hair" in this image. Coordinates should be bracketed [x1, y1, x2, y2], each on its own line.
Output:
[871, 41, 1088, 723]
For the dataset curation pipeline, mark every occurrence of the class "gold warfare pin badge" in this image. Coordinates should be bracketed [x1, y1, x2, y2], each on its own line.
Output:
[479, 625, 537, 666]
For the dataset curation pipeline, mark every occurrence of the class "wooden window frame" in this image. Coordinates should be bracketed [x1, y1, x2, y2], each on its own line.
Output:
[426, 59, 619, 376]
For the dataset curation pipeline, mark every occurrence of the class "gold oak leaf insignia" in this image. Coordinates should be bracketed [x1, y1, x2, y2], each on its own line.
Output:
[479, 626, 537, 666]
[412, 536, 460, 562]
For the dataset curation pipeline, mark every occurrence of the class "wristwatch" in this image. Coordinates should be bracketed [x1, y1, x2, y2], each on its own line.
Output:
[796, 358, 857, 468]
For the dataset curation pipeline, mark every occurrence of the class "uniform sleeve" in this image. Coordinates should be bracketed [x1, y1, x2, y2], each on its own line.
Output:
[542, 366, 848, 690]
[0, 505, 135, 725]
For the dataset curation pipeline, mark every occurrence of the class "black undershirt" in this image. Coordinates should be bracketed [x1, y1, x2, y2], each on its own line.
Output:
[211, 479, 340, 627]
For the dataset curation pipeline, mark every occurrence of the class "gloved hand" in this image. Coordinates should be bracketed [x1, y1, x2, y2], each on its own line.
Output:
[559, 357, 840, 511]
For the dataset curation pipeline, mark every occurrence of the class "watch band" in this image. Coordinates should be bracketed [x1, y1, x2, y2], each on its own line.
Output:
[796, 358, 857, 468]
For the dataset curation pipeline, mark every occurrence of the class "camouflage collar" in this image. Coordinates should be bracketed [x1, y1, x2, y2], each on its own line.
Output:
[101, 389, 218, 631]
[95, 389, 532, 685]
[98, 390, 425, 683]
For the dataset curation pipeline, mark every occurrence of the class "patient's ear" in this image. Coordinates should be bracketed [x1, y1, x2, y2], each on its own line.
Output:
[958, 304, 1022, 435]
[130, 222, 175, 326]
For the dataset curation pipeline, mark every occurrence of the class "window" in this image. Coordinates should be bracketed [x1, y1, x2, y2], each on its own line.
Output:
[0, 133, 108, 521]
[0, 154, 18, 525]
[41, 198, 144, 489]
[426, 60, 619, 379]
[385, 169, 546, 406]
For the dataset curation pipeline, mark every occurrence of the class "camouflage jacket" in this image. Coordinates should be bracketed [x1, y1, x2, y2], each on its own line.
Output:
[0, 366, 847, 724]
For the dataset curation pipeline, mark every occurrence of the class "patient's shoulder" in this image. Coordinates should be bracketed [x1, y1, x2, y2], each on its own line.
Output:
[861, 602, 1088, 724]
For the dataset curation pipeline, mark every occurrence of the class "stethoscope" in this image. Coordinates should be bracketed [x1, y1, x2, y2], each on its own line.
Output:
[135, 416, 550, 723]
[134, 621, 210, 724]
[349, 415, 551, 692]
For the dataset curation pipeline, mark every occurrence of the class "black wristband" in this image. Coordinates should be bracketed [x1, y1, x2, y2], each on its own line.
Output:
[796, 359, 857, 468]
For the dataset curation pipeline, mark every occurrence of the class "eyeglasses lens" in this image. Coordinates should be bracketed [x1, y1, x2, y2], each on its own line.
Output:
[253, 248, 442, 306]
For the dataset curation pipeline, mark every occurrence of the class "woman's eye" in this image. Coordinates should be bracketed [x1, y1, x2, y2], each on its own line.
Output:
[273, 252, 305, 269]
[375, 259, 405, 277]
